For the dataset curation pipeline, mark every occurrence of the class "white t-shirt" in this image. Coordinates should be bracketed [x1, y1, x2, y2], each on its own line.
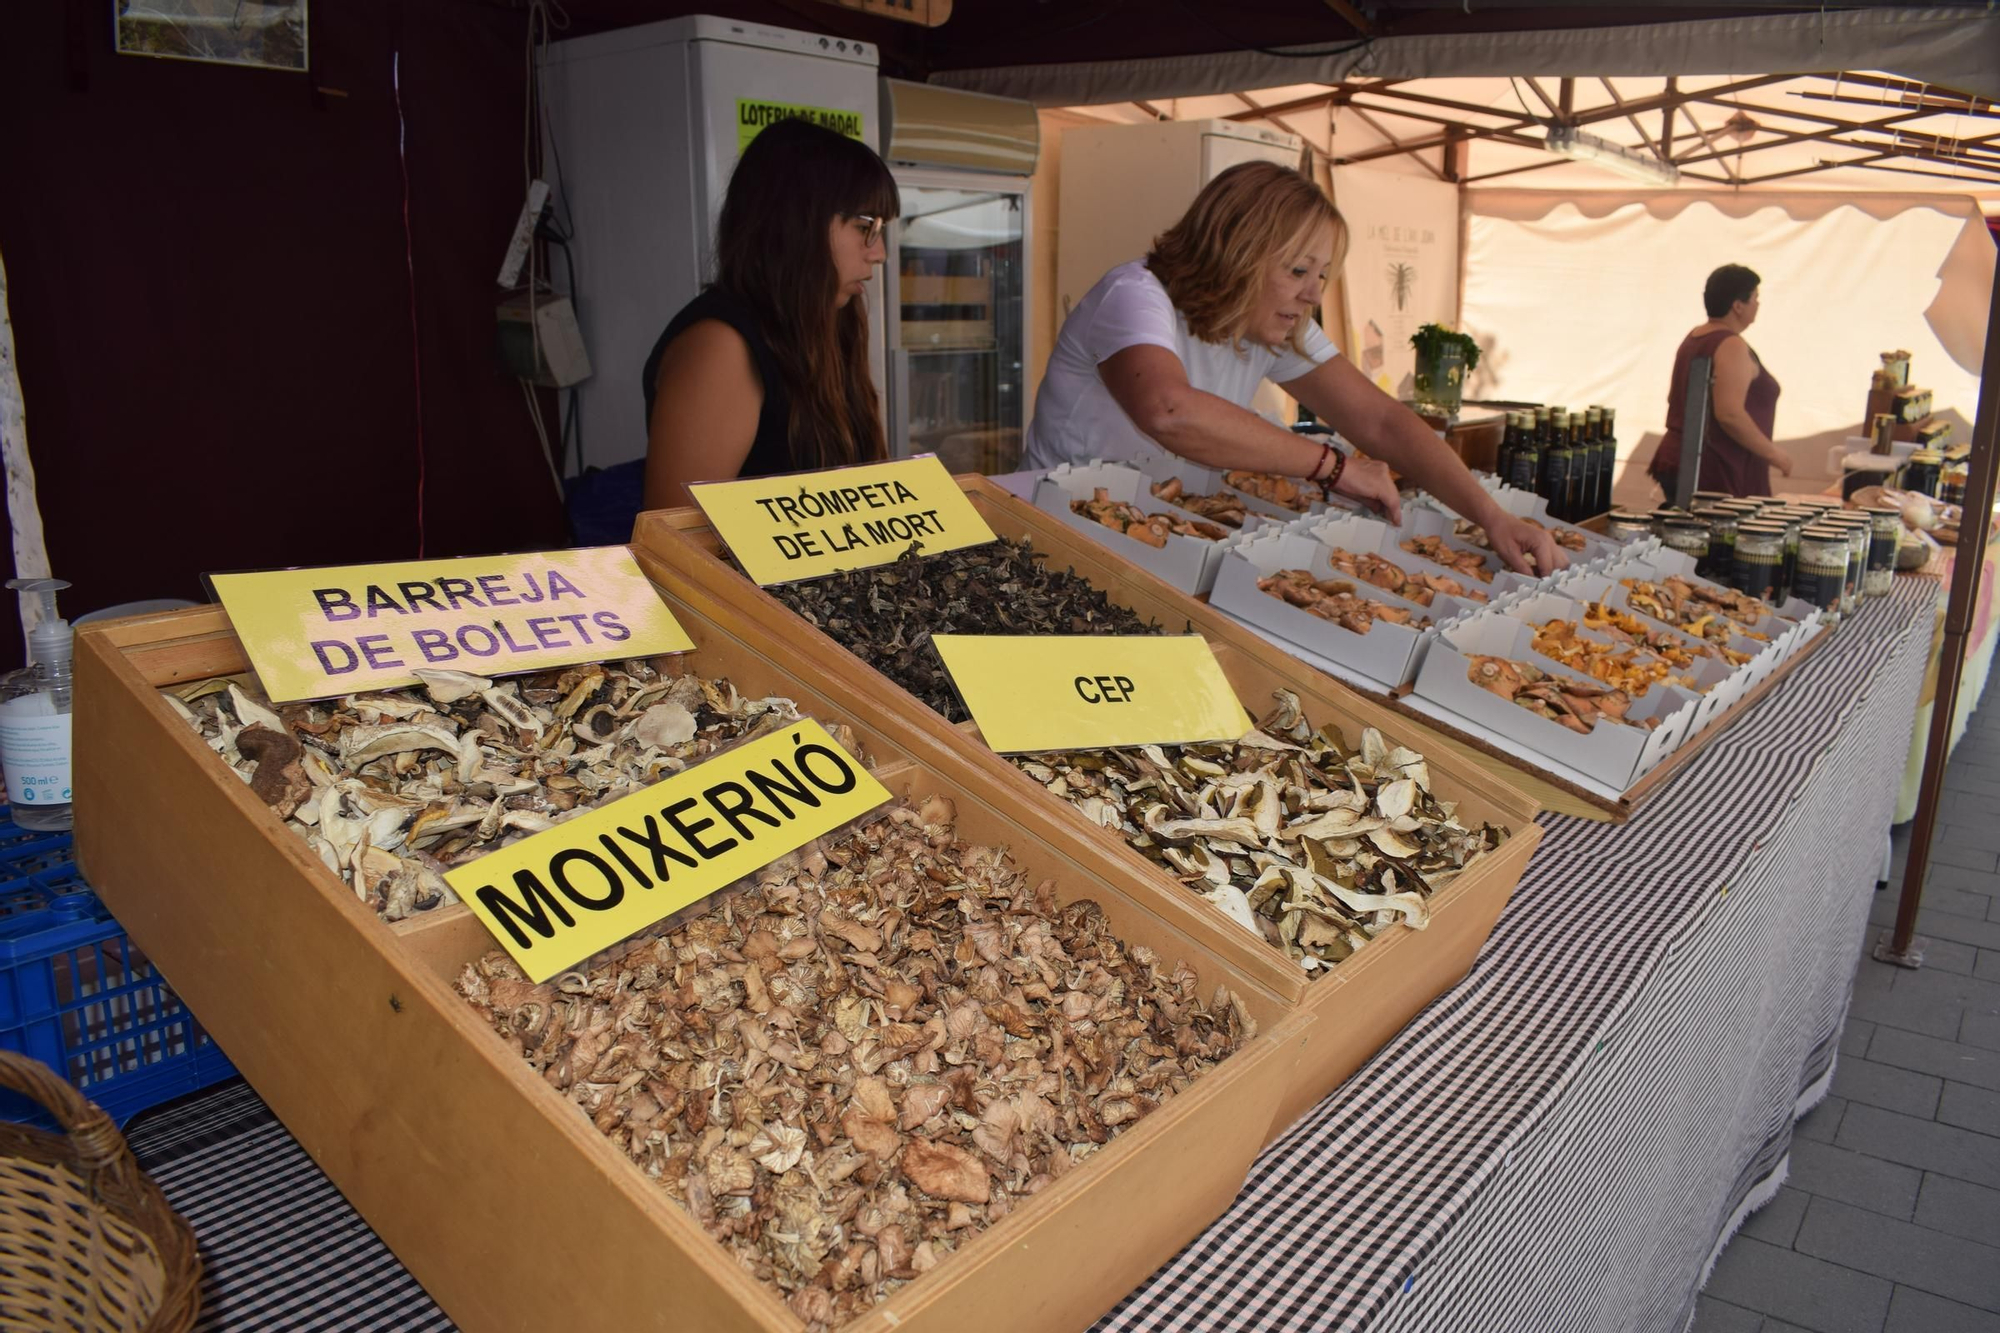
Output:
[1022, 260, 1339, 472]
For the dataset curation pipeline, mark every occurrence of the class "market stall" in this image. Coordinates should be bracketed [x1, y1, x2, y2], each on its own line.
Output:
[104, 574, 1935, 1331]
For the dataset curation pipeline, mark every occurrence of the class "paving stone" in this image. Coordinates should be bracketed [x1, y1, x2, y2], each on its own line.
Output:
[1741, 1184, 1809, 1247]
[1872, 932, 1980, 975]
[1964, 1009, 2000, 1053]
[1831, 1058, 1942, 1119]
[1798, 1094, 1846, 1143]
[1704, 1236, 1891, 1333]
[1938, 823, 2000, 855]
[1850, 985, 1965, 1040]
[1866, 1026, 2000, 1092]
[1934, 844, 2000, 874]
[1938, 1081, 2000, 1136]
[1796, 1196, 2000, 1310]
[1841, 1020, 1877, 1059]
[1913, 1174, 2000, 1247]
[1835, 1103, 2000, 1190]
[1692, 1294, 1767, 1333]
[1885, 1287, 2000, 1333]
[1978, 949, 2000, 982]
[1904, 911, 2000, 952]
[1787, 1140, 1922, 1218]
[1888, 967, 2000, 1013]
[1922, 869, 2000, 905]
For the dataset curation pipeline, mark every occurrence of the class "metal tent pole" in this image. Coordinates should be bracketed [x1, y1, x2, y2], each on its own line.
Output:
[1876, 251, 2000, 969]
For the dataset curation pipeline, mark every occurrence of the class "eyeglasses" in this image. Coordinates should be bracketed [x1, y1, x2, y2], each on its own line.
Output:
[850, 214, 887, 247]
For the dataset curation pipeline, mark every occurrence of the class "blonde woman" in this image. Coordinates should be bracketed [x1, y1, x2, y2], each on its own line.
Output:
[1025, 161, 1562, 576]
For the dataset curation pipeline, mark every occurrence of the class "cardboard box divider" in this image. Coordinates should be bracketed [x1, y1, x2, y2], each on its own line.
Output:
[1031, 462, 1248, 596]
[76, 588, 1318, 1333]
[630, 474, 1543, 1130]
[1205, 528, 1468, 693]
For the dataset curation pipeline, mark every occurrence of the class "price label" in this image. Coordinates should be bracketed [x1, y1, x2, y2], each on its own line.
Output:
[210, 547, 695, 703]
[447, 720, 889, 983]
[690, 456, 997, 586]
[929, 634, 1251, 754]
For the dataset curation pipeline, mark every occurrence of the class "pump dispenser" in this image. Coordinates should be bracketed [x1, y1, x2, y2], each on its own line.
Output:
[0, 578, 75, 830]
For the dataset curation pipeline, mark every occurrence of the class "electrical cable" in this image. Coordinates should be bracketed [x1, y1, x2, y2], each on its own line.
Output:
[392, 48, 427, 559]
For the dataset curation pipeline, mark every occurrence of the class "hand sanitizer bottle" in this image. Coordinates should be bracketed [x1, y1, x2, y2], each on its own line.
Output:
[0, 578, 75, 831]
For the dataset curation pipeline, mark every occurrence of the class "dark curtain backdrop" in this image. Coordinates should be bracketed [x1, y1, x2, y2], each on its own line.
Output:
[0, 0, 567, 670]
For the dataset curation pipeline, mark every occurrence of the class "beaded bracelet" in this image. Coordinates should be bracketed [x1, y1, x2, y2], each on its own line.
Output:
[1317, 444, 1346, 497]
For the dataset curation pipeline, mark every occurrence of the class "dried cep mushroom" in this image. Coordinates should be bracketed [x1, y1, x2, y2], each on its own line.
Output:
[1466, 655, 1652, 734]
[1015, 691, 1504, 975]
[1530, 620, 1695, 696]
[1323, 547, 1486, 607]
[456, 797, 1251, 1329]
[1070, 489, 1230, 546]
[165, 659, 839, 921]
[1256, 570, 1430, 635]
[1222, 470, 1318, 512]
[755, 539, 1161, 724]
[1150, 476, 1249, 528]
[1399, 535, 1494, 583]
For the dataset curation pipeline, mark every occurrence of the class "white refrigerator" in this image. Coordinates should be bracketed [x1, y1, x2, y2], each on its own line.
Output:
[542, 15, 882, 473]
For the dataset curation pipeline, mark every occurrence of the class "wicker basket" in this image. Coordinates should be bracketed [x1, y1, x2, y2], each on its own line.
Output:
[0, 1050, 202, 1332]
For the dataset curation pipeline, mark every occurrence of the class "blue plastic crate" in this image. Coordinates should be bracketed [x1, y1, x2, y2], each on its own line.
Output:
[0, 815, 236, 1129]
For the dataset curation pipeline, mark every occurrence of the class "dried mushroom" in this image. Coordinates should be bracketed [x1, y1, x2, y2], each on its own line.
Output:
[1150, 476, 1249, 528]
[1222, 470, 1318, 512]
[1017, 691, 1504, 975]
[1466, 655, 1653, 734]
[1582, 601, 1751, 668]
[1530, 620, 1695, 696]
[754, 539, 1160, 724]
[1256, 570, 1430, 634]
[1070, 488, 1229, 546]
[456, 797, 1251, 1330]
[1454, 515, 1587, 553]
[1323, 546, 1487, 607]
[1621, 577, 1773, 643]
[1399, 535, 1494, 583]
[167, 659, 842, 921]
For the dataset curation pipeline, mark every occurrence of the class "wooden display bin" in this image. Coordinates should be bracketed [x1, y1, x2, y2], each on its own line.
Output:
[74, 593, 1313, 1333]
[630, 475, 1544, 1132]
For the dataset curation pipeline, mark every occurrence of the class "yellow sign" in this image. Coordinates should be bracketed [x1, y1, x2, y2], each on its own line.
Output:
[690, 456, 997, 586]
[929, 634, 1251, 754]
[210, 547, 695, 703]
[447, 720, 889, 983]
[736, 99, 865, 153]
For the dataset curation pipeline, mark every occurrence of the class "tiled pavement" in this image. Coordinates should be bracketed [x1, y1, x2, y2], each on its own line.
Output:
[1692, 695, 2000, 1333]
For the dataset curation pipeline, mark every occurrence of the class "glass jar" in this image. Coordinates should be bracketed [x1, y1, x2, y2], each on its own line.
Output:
[1941, 460, 1969, 507]
[1732, 523, 1785, 604]
[1796, 527, 1848, 624]
[1863, 506, 1901, 596]
[1905, 450, 1943, 498]
[1606, 510, 1654, 542]
[1693, 490, 1731, 510]
[1769, 513, 1805, 604]
[1693, 508, 1738, 581]
[1649, 507, 1683, 538]
[1830, 517, 1869, 615]
[1664, 517, 1710, 566]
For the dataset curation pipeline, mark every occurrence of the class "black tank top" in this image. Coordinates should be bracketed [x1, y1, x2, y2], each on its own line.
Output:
[640, 287, 796, 480]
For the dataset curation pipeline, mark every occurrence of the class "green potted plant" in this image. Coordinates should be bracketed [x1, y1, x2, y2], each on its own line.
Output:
[1409, 323, 1480, 418]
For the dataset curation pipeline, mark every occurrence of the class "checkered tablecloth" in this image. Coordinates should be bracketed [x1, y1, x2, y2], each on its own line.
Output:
[123, 581, 1936, 1332]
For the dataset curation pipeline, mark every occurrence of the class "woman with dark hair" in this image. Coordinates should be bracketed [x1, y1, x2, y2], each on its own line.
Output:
[1026, 160, 1560, 576]
[1649, 263, 1790, 499]
[641, 118, 900, 509]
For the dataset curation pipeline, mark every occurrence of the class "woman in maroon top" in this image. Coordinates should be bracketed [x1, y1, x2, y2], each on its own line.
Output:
[1649, 264, 1791, 499]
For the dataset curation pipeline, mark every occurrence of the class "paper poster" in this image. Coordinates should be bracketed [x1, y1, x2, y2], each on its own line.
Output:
[1332, 165, 1462, 401]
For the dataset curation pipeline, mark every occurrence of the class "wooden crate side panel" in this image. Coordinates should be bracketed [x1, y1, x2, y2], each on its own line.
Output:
[73, 628, 798, 1333]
